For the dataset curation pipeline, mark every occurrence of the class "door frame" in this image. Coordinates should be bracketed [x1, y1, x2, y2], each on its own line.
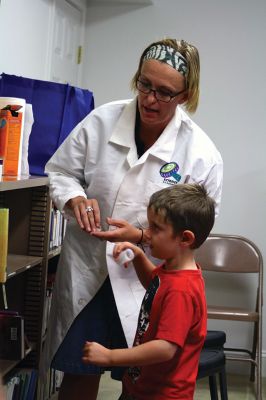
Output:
[45, 0, 87, 87]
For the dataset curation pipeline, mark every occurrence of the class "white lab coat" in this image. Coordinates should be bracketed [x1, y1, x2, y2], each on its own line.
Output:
[40, 97, 223, 376]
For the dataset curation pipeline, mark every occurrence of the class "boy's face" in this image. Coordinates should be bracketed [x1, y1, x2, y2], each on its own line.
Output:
[147, 207, 180, 260]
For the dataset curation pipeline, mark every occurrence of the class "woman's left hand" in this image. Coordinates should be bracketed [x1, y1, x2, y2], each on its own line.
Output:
[91, 217, 143, 243]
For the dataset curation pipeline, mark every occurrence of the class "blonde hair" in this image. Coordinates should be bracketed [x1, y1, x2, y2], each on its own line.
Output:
[131, 38, 200, 114]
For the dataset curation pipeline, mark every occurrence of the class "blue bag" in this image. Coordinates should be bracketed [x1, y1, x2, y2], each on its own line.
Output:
[0, 73, 94, 175]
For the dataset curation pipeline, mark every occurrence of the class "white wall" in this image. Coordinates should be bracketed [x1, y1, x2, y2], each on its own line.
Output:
[0, 0, 266, 376]
[0, 0, 87, 81]
[0, 0, 53, 79]
[83, 0, 266, 375]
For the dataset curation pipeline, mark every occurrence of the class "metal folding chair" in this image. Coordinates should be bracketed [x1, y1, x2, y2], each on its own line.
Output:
[196, 234, 263, 400]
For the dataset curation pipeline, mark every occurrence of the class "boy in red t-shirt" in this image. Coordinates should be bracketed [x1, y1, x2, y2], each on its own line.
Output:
[82, 183, 215, 400]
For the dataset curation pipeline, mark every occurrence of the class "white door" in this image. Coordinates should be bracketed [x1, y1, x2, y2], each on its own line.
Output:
[49, 0, 85, 86]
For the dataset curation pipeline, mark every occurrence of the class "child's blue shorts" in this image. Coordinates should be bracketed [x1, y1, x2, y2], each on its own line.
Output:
[51, 277, 128, 380]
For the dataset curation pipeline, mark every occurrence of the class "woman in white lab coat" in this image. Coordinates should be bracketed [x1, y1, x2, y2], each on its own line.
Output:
[41, 38, 223, 400]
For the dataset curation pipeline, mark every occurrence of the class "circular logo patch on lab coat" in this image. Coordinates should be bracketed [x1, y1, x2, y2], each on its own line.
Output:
[160, 162, 181, 184]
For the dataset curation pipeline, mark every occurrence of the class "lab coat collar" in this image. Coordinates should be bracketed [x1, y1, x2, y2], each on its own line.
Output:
[109, 97, 183, 166]
[109, 98, 138, 166]
[142, 110, 182, 164]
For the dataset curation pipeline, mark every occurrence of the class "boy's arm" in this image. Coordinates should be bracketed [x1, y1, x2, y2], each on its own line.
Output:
[82, 339, 178, 367]
[113, 242, 155, 289]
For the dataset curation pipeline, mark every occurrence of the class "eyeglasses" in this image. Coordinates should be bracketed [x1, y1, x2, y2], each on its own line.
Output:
[136, 79, 186, 103]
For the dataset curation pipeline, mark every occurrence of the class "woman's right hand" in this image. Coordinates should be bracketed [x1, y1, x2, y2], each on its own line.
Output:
[66, 196, 101, 233]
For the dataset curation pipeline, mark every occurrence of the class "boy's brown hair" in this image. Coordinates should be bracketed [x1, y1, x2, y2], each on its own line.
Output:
[148, 183, 215, 248]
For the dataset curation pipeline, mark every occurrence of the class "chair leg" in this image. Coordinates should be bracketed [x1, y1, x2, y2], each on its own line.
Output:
[209, 375, 219, 400]
[250, 321, 258, 382]
[257, 377, 262, 400]
[219, 368, 228, 400]
[257, 328, 262, 400]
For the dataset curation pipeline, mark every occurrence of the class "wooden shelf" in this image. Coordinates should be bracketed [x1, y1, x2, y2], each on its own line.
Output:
[0, 176, 64, 398]
[0, 175, 48, 191]
[0, 342, 35, 376]
[48, 246, 62, 259]
[0, 177, 51, 386]
[0, 359, 20, 377]
[6, 254, 43, 278]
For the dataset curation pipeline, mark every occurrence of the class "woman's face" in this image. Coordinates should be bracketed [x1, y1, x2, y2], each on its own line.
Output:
[137, 59, 187, 131]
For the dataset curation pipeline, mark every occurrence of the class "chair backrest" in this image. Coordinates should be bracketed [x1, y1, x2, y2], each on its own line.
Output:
[195, 234, 262, 274]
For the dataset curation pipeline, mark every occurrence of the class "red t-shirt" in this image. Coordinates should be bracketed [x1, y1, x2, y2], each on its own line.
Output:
[122, 264, 207, 400]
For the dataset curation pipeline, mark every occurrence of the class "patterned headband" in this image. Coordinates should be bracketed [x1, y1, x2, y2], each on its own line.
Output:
[143, 44, 188, 77]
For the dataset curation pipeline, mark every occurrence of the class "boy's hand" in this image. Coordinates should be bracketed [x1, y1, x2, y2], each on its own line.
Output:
[91, 217, 142, 243]
[113, 242, 143, 267]
[82, 341, 112, 366]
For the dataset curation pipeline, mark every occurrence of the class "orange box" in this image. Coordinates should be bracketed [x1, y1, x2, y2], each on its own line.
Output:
[0, 108, 23, 176]
[0, 112, 8, 160]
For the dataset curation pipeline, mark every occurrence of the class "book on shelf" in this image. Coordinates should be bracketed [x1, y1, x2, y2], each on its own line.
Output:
[26, 369, 38, 400]
[5, 375, 20, 400]
[0, 208, 9, 283]
[41, 285, 53, 338]
[0, 97, 26, 176]
[0, 313, 25, 360]
[5, 369, 37, 400]
[49, 206, 67, 250]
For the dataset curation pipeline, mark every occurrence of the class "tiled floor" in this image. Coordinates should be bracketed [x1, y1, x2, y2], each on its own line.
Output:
[98, 372, 266, 399]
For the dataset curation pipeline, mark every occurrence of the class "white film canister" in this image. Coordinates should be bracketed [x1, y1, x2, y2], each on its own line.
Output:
[116, 249, 135, 265]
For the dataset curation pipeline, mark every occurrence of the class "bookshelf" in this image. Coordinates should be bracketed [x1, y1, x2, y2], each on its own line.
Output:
[0, 176, 51, 397]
